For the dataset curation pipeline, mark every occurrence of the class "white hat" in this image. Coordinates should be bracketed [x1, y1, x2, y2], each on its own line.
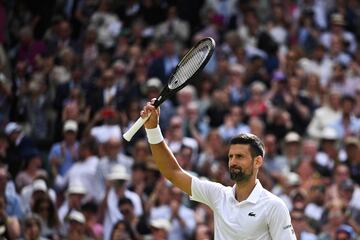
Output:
[67, 181, 87, 195]
[5, 122, 22, 135]
[63, 120, 78, 132]
[284, 132, 301, 143]
[286, 172, 301, 186]
[106, 164, 130, 181]
[321, 127, 338, 140]
[150, 218, 171, 232]
[32, 179, 47, 192]
[68, 210, 85, 224]
[146, 77, 163, 90]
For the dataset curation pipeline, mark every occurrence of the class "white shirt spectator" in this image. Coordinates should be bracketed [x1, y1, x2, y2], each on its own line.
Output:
[150, 204, 196, 240]
[56, 156, 99, 202]
[91, 124, 122, 144]
[103, 188, 143, 240]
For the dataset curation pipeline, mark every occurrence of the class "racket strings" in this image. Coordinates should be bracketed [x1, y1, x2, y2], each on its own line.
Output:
[169, 42, 213, 89]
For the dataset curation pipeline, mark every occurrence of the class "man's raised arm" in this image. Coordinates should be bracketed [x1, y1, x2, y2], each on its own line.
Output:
[141, 101, 193, 195]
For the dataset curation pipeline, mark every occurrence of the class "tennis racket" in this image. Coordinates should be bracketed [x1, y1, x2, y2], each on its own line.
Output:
[123, 37, 215, 142]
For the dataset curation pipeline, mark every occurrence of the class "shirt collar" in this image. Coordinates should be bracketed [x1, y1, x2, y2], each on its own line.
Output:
[232, 179, 263, 204]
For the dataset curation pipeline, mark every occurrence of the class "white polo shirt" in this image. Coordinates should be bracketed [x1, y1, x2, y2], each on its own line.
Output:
[191, 177, 296, 240]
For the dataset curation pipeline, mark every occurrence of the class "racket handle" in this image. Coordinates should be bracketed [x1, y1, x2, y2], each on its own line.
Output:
[123, 114, 150, 142]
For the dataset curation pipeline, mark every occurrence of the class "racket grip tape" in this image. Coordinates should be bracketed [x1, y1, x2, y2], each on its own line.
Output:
[123, 114, 150, 141]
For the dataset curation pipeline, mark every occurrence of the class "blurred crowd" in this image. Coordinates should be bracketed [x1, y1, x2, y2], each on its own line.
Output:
[0, 0, 360, 239]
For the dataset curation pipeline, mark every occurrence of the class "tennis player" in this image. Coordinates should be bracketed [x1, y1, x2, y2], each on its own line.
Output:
[141, 100, 297, 239]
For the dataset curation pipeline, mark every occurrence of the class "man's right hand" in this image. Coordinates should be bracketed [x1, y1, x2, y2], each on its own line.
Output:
[141, 99, 160, 129]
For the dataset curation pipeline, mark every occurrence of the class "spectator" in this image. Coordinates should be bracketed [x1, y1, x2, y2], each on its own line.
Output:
[19, 214, 48, 240]
[48, 120, 79, 183]
[307, 89, 342, 139]
[154, 6, 190, 51]
[101, 164, 143, 240]
[87, 107, 122, 146]
[150, 186, 196, 240]
[15, 26, 46, 72]
[89, 0, 122, 50]
[5, 122, 35, 178]
[109, 219, 138, 240]
[0, 164, 23, 219]
[20, 177, 56, 215]
[164, 115, 199, 158]
[81, 201, 103, 240]
[117, 197, 141, 239]
[56, 137, 99, 202]
[290, 209, 317, 240]
[58, 181, 87, 224]
[330, 95, 360, 139]
[314, 127, 341, 177]
[65, 209, 92, 240]
[0, 194, 20, 239]
[218, 105, 250, 142]
[31, 195, 60, 238]
[95, 137, 133, 202]
[148, 36, 180, 84]
[191, 222, 212, 240]
[263, 133, 288, 181]
[15, 148, 46, 192]
[149, 218, 171, 240]
[320, 13, 357, 55]
[343, 137, 360, 184]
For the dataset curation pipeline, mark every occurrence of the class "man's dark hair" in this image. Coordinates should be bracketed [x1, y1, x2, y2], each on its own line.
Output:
[118, 197, 134, 208]
[230, 133, 265, 158]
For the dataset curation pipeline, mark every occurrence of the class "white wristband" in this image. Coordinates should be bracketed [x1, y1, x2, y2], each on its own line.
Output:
[146, 126, 164, 144]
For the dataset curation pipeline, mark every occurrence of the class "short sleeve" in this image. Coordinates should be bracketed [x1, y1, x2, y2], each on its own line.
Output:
[190, 177, 225, 209]
[268, 199, 297, 240]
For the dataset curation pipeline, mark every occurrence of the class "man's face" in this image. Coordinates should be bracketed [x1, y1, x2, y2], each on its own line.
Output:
[228, 144, 255, 183]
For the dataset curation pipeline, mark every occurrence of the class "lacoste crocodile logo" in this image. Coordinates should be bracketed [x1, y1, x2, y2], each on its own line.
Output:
[248, 212, 256, 217]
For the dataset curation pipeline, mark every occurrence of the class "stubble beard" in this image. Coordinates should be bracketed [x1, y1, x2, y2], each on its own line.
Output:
[229, 167, 253, 183]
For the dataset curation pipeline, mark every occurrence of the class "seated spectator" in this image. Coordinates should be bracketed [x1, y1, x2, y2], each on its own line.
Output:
[149, 218, 172, 240]
[0, 194, 20, 239]
[263, 133, 289, 181]
[81, 201, 103, 240]
[31, 195, 60, 238]
[110, 219, 138, 240]
[315, 127, 341, 177]
[101, 164, 143, 240]
[20, 177, 56, 215]
[304, 179, 327, 233]
[48, 120, 79, 182]
[290, 209, 317, 240]
[65, 210, 90, 240]
[56, 137, 99, 202]
[0, 164, 23, 219]
[88, 107, 122, 146]
[192, 223, 212, 240]
[150, 186, 196, 240]
[244, 81, 267, 120]
[15, 148, 47, 192]
[330, 95, 360, 139]
[95, 136, 133, 199]
[58, 181, 87, 224]
[5, 122, 35, 178]
[164, 115, 199, 159]
[334, 224, 356, 240]
[19, 214, 46, 240]
[307, 89, 342, 139]
[118, 197, 141, 239]
[218, 105, 250, 142]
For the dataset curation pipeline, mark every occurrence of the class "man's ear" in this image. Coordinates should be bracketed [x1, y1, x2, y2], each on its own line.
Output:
[254, 156, 263, 169]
